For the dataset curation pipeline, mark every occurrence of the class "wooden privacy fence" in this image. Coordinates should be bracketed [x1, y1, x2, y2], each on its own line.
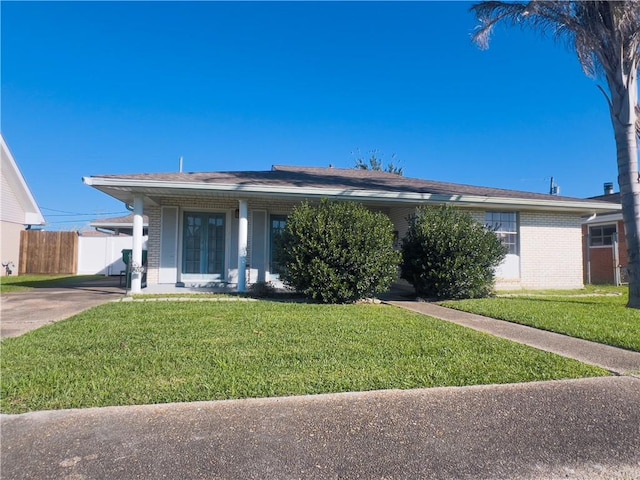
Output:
[19, 231, 78, 274]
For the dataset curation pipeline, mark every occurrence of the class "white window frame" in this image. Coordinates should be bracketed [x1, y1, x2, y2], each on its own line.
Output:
[485, 212, 518, 255]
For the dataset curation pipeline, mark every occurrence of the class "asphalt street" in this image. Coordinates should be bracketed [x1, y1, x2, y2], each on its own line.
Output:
[2, 377, 639, 479]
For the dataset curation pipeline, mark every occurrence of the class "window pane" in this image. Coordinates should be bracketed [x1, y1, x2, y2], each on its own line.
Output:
[590, 226, 602, 237]
[589, 224, 616, 247]
[270, 215, 287, 273]
[486, 212, 518, 254]
[183, 213, 225, 275]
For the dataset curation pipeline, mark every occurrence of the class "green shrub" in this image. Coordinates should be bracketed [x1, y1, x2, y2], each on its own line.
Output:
[276, 200, 401, 303]
[400, 205, 506, 299]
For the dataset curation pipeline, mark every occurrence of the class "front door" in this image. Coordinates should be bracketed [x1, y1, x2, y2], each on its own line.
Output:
[182, 212, 226, 282]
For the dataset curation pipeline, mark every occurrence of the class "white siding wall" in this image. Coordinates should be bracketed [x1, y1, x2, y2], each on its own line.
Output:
[1, 169, 26, 275]
[0, 173, 26, 224]
[0, 221, 23, 275]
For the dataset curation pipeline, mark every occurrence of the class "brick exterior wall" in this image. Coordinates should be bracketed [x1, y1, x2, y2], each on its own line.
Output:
[144, 196, 585, 290]
[145, 205, 161, 285]
[582, 219, 627, 285]
[519, 211, 584, 289]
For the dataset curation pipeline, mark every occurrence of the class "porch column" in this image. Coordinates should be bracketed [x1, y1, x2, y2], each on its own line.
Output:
[237, 199, 248, 292]
[131, 195, 144, 294]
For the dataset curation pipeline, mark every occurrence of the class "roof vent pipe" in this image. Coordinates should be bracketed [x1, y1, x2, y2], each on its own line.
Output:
[604, 182, 614, 195]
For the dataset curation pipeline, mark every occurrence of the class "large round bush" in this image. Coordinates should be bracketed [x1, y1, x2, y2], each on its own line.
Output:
[400, 205, 506, 299]
[276, 200, 401, 303]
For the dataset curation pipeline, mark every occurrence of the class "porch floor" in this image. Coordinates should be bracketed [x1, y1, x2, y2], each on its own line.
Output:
[139, 283, 239, 295]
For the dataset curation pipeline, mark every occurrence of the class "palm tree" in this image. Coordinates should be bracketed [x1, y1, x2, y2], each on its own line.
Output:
[472, 1, 640, 308]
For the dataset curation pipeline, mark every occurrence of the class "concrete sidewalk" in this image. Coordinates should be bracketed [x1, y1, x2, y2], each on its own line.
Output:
[2, 377, 639, 479]
[386, 301, 640, 376]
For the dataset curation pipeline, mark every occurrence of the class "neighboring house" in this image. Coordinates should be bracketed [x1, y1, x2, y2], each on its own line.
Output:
[582, 184, 627, 285]
[90, 213, 149, 236]
[83, 165, 619, 293]
[0, 135, 45, 275]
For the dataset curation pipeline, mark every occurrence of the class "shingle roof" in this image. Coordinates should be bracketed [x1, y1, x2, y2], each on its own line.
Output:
[94, 165, 600, 204]
[91, 214, 149, 226]
[587, 192, 621, 204]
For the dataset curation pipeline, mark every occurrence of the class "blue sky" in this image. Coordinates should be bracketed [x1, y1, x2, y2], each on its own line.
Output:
[2, 1, 618, 230]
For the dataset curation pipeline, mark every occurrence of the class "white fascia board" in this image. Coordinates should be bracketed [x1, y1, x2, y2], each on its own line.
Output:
[83, 177, 621, 214]
[24, 212, 45, 224]
[583, 212, 623, 224]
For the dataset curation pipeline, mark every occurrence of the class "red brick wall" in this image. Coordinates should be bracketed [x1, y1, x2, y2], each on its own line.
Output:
[617, 220, 628, 268]
[583, 220, 627, 284]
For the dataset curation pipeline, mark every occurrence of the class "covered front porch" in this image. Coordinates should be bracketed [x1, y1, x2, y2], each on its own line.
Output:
[125, 194, 416, 295]
[127, 196, 251, 295]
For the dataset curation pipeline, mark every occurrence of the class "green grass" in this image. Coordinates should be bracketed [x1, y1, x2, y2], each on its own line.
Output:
[442, 287, 640, 352]
[0, 274, 106, 293]
[0, 301, 608, 414]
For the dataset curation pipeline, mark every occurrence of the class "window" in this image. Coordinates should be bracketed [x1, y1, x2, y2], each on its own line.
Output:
[270, 215, 287, 274]
[589, 224, 616, 247]
[486, 212, 518, 255]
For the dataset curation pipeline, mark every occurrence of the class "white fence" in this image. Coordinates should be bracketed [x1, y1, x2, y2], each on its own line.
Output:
[77, 236, 148, 276]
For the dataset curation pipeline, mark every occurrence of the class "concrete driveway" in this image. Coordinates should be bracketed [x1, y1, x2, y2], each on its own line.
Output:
[1, 277, 125, 339]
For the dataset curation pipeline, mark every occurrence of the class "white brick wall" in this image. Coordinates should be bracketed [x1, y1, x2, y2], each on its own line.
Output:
[146, 206, 161, 284]
[518, 211, 584, 289]
[144, 196, 585, 291]
[465, 209, 584, 290]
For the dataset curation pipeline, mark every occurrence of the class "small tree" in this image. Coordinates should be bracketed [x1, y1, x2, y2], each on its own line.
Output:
[353, 149, 404, 176]
[276, 200, 401, 303]
[401, 205, 506, 299]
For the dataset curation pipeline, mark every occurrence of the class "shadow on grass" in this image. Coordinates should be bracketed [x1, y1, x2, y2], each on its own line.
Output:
[492, 295, 627, 308]
[1, 275, 121, 291]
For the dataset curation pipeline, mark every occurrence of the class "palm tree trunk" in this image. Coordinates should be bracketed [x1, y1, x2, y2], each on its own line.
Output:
[611, 86, 640, 308]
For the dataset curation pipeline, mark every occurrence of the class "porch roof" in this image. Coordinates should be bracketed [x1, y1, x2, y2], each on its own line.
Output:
[83, 165, 621, 214]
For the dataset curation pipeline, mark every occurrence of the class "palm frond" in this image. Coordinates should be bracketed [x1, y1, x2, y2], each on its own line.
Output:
[471, 1, 640, 82]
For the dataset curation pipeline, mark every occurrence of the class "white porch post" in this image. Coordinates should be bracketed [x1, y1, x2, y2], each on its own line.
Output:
[131, 195, 144, 294]
[237, 199, 248, 292]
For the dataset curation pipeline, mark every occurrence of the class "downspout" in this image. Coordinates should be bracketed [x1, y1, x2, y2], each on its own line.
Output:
[586, 231, 591, 285]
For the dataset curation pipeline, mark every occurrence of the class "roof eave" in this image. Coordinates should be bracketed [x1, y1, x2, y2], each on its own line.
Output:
[82, 177, 621, 214]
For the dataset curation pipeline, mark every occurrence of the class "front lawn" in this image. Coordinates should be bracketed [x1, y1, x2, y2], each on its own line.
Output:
[0, 274, 106, 293]
[1, 301, 608, 413]
[442, 288, 640, 352]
